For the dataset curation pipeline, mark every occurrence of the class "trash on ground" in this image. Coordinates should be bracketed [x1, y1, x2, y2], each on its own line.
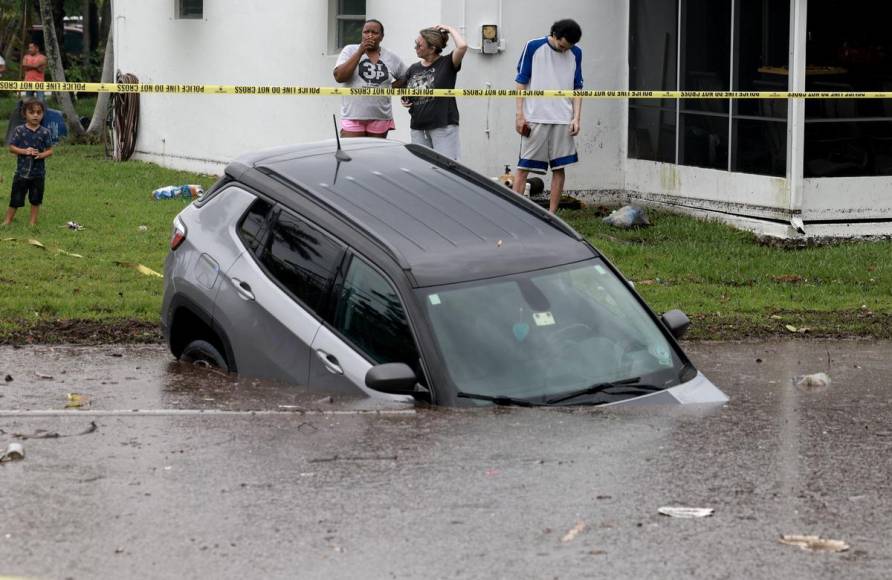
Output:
[152, 184, 204, 201]
[603, 205, 650, 229]
[794, 372, 832, 390]
[28, 239, 46, 249]
[34, 372, 53, 380]
[56, 248, 84, 258]
[65, 221, 84, 231]
[0, 421, 97, 440]
[4, 374, 12, 382]
[779, 534, 849, 552]
[658, 506, 715, 518]
[138, 225, 148, 232]
[0, 442, 25, 463]
[784, 324, 810, 334]
[65, 393, 90, 409]
[115, 261, 163, 278]
[561, 520, 587, 543]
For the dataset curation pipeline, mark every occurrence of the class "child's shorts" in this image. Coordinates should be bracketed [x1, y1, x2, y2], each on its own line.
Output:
[10, 175, 45, 208]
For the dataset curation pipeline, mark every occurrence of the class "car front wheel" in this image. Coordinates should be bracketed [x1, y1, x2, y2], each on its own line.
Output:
[180, 339, 229, 372]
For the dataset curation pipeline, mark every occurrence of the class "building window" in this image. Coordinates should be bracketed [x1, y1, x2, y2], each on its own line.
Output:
[804, 0, 892, 177]
[629, 0, 790, 177]
[176, 0, 203, 19]
[330, 0, 365, 51]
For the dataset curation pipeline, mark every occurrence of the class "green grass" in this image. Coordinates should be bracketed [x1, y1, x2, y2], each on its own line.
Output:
[565, 209, 892, 338]
[0, 102, 889, 341]
[0, 139, 216, 334]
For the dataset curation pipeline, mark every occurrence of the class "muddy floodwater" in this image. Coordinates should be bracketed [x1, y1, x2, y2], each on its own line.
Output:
[1, 340, 890, 579]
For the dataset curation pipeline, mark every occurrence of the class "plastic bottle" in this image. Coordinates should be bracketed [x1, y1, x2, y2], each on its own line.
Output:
[152, 184, 204, 200]
[152, 186, 178, 200]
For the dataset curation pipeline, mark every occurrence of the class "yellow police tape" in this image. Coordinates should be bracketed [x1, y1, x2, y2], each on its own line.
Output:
[1, 80, 891, 99]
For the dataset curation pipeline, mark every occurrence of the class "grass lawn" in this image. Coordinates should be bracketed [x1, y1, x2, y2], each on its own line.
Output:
[0, 94, 889, 342]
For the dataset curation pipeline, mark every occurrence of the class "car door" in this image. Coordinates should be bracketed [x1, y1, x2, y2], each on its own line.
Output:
[309, 254, 423, 401]
[213, 204, 345, 385]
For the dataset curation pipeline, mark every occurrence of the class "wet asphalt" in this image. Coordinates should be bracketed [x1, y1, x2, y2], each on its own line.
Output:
[0, 340, 890, 579]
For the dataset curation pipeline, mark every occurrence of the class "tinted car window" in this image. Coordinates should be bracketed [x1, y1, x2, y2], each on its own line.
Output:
[238, 198, 274, 255]
[260, 209, 345, 314]
[335, 257, 422, 373]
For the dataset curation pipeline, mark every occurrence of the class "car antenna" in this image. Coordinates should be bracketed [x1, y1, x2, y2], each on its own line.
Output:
[333, 114, 351, 162]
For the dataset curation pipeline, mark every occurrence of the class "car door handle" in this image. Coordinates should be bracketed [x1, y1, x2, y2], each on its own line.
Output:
[315, 350, 344, 375]
[230, 278, 255, 301]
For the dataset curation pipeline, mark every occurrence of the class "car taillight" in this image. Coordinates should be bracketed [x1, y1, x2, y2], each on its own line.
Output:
[170, 216, 187, 250]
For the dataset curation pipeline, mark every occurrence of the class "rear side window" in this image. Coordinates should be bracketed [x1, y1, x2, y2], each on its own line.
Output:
[260, 209, 345, 314]
[238, 198, 274, 255]
[334, 256, 421, 374]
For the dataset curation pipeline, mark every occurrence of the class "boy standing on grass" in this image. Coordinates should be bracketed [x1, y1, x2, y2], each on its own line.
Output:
[4, 98, 54, 227]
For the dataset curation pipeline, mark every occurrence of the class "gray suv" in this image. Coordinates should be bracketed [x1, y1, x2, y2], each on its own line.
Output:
[161, 139, 727, 407]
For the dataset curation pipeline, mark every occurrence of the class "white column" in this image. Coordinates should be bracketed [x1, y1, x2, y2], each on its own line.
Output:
[786, 0, 807, 227]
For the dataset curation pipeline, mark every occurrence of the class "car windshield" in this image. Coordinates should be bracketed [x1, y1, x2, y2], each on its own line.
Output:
[419, 259, 686, 404]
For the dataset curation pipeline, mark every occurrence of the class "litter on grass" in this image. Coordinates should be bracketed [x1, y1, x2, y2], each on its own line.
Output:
[658, 507, 715, 518]
[603, 205, 650, 229]
[115, 261, 163, 278]
[152, 184, 204, 200]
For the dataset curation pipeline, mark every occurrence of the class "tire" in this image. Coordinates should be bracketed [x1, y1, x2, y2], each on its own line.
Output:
[180, 339, 229, 372]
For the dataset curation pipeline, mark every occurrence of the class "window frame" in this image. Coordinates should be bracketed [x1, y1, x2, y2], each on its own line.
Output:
[175, 0, 203, 20]
[328, 252, 426, 380]
[329, 0, 366, 53]
[628, 0, 792, 177]
[253, 206, 348, 322]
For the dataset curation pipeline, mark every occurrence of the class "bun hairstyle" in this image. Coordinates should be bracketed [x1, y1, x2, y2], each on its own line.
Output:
[419, 27, 449, 54]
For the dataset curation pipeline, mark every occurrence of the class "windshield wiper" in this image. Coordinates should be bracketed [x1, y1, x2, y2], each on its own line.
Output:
[545, 377, 663, 405]
[457, 391, 543, 407]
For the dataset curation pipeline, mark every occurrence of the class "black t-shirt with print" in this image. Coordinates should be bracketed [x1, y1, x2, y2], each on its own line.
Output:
[404, 53, 461, 130]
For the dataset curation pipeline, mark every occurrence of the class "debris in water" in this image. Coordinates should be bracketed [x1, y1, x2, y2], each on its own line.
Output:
[561, 521, 587, 543]
[794, 373, 832, 391]
[0, 442, 25, 463]
[658, 506, 714, 518]
[779, 535, 849, 553]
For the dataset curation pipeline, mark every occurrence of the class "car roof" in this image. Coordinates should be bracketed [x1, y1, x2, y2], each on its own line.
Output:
[229, 139, 596, 287]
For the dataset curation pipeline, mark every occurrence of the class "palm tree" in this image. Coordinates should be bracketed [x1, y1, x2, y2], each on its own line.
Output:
[37, 0, 85, 137]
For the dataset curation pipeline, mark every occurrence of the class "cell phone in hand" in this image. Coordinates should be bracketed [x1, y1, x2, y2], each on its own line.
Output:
[521, 124, 531, 137]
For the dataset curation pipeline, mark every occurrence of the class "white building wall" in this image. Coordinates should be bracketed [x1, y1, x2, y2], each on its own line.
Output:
[113, 0, 628, 191]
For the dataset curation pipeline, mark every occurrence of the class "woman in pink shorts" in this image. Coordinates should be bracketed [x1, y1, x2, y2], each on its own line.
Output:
[333, 19, 407, 137]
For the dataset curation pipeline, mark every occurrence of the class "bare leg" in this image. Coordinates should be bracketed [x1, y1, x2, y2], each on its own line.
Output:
[29, 205, 39, 226]
[3, 207, 15, 225]
[340, 130, 367, 138]
[512, 168, 529, 196]
[365, 131, 389, 139]
[549, 168, 566, 213]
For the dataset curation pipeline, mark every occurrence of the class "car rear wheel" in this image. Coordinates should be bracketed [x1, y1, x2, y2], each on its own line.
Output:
[181, 339, 229, 372]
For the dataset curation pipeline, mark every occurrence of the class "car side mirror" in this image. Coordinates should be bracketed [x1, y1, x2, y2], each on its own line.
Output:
[661, 309, 691, 339]
[365, 363, 419, 395]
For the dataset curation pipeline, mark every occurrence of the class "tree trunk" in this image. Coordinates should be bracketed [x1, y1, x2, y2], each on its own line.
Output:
[37, 0, 85, 136]
[81, 0, 90, 64]
[97, 0, 109, 49]
[86, 27, 111, 135]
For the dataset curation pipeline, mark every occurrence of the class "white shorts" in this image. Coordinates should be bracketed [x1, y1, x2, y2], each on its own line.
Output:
[517, 123, 578, 174]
